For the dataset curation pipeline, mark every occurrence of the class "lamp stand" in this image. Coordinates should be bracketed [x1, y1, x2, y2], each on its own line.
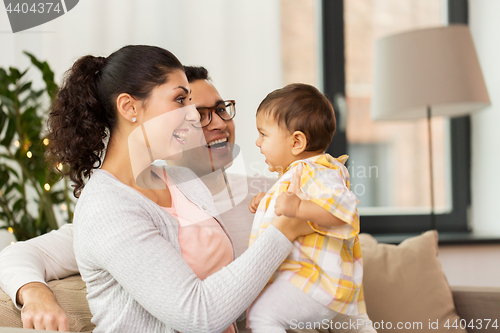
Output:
[427, 106, 436, 230]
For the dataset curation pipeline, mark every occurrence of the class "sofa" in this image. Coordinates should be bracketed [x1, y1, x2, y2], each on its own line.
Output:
[1, 231, 499, 333]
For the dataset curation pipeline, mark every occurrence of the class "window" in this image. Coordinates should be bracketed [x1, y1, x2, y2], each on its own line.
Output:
[323, 0, 470, 234]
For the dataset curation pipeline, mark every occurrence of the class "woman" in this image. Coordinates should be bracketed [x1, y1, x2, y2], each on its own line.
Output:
[0, 64, 269, 332]
[0, 46, 309, 332]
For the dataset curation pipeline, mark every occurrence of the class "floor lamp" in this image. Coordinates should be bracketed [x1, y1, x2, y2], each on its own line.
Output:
[371, 25, 490, 230]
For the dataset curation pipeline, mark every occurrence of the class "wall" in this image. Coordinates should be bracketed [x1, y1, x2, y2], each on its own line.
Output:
[438, 244, 500, 287]
[469, 0, 500, 234]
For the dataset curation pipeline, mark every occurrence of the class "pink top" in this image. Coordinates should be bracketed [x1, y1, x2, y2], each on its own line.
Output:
[162, 185, 234, 280]
[158, 170, 236, 333]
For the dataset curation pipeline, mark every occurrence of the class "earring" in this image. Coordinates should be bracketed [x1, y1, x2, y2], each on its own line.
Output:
[131, 117, 137, 123]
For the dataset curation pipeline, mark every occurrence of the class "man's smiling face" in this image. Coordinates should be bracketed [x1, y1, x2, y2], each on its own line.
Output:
[168, 79, 236, 175]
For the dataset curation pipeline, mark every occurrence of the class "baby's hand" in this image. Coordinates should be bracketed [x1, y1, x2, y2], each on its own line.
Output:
[274, 192, 302, 218]
[274, 163, 307, 218]
[249, 192, 266, 213]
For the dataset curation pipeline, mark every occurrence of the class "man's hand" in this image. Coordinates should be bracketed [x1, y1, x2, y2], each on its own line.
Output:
[248, 192, 266, 213]
[17, 282, 69, 331]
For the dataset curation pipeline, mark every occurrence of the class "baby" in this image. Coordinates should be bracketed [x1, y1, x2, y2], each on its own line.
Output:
[247, 83, 376, 333]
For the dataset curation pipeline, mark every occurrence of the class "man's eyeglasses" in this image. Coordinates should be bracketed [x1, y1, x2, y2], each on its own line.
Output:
[193, 100, 236, 128]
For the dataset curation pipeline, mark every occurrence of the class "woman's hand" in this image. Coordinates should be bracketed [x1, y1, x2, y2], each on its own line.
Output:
[248, 192, 266, 214]
[17, 282, 69, 331]
[271, 216, 314, 242]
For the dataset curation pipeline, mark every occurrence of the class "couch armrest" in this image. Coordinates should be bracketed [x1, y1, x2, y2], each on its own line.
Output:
[451, 286, 500, 333]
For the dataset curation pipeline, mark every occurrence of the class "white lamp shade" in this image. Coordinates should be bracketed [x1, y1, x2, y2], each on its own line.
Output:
[372, 25, 490, 121]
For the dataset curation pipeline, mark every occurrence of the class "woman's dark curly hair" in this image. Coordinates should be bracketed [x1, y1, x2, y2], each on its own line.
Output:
[46, 45, 183, 197]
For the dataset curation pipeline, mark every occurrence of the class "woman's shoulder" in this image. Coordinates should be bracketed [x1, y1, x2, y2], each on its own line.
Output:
[78, 169, 134, 202]
[74, 170, 160, 225]
[72, 170, 179, 253]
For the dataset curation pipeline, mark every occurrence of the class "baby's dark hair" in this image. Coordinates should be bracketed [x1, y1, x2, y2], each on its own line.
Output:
[46, 45, 183, 197]
[256, 83, 336, 152]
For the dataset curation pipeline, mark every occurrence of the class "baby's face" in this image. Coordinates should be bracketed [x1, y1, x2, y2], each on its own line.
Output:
[255, 113, 295, 175]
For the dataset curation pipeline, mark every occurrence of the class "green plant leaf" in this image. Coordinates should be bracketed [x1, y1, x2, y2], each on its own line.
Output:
[0, 109, 7, 132]
[0, 115, 16, 146]
[20, 68, 28, 78]
[2, 183, 17, 196]
[2, 165, 20, 179]
[24, 52, 58, 100]
[0, 153, 13, 160]
[0, 68, 7, 80]
[17, 81, 32, 95]
[50, 190, 65, 204]
[14, 183, 23, 194]
[0, 95, 15, 108]
[21, 106, 38, 125]
[0, 168, 9, 185]
[2, 71, 15, 86]
[8, 67, 21, 81]
[12, 198, 24, 212]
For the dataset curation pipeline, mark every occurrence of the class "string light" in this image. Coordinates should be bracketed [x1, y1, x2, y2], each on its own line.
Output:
[57, 163, 63, 171]
[44, 183, 51, 191]
[43, 138, 49, 146]
[26, 151, 32, 158]
[10, 241, 15, 245]
[14, 141, 20, 147]
[61, 204, 67, 211]
[7, 227, 13, 234]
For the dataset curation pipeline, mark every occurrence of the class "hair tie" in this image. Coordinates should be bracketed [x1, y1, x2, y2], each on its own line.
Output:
[95, 56, 107, 76]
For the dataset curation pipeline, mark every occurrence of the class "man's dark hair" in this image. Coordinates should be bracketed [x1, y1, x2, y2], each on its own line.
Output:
[183, 66, 210, 83]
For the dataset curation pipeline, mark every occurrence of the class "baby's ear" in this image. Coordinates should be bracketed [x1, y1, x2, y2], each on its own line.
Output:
[291, 131, 307, 156]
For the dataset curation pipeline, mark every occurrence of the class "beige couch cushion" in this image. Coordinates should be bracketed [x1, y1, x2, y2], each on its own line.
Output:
[0, 275, 94, 333]
[360, 230, 466, 332]
[0, 287, 21, 328]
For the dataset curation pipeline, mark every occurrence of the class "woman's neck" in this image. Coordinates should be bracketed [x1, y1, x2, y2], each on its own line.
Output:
[101, 136, 136, 187]
[101, 134, 172, 207]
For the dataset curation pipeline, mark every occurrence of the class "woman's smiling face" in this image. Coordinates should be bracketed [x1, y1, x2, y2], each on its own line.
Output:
[138, 69, 200, 160]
